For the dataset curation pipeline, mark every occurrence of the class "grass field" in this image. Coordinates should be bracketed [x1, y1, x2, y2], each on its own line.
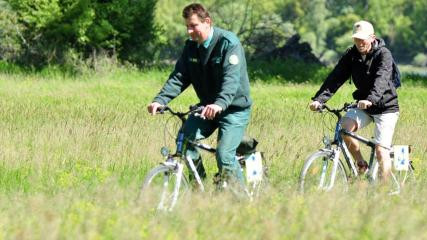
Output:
[0, 68, 427, 239]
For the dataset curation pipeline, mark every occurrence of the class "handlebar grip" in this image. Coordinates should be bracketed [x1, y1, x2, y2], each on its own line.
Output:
[190, 106, 205, 114]
[191, 106, 205, 119]
[343, 102, 358, 111]
[156, 106, 169, 114]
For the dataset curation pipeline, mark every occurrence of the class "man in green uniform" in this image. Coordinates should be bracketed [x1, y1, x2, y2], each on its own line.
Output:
[147, 3, 252, 186]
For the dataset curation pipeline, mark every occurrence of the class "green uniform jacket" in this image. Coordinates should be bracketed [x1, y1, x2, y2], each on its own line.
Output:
[153, 27, 252, 110]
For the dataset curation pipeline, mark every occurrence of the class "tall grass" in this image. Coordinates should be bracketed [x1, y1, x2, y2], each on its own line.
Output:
[0, 69, 426, 239]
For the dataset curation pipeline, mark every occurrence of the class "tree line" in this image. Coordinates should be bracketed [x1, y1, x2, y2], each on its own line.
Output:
[1, 0, 426, 70]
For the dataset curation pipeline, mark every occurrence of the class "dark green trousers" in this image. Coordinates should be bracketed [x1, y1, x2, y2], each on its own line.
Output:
[182, 107, 251, 183]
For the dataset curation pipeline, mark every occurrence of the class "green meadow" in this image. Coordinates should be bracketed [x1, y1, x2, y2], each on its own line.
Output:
[0, 68, 427, 239]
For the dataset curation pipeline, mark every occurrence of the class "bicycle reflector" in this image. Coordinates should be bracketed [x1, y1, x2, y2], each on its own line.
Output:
[393, 145, 410, 171]
[245, 152, 263, 183]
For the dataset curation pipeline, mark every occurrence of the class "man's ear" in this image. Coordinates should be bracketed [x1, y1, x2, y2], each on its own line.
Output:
[204, 17, 212, 25]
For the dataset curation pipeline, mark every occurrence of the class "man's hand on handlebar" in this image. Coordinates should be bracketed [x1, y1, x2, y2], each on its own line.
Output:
[357, 100, 372, 109]
[309, 101, 323, 111]
[309, 100, 372, 112]
[147, 102, 164, 115]
[201, 104, 222, 120]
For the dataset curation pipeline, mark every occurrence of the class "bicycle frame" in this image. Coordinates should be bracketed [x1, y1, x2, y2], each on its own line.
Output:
[141, 106, 262, 211]
[323, 104, 377, 179]
[318, 103, 409, 193]
[159, 106, 260, 197]
[160, 109, 213, 192]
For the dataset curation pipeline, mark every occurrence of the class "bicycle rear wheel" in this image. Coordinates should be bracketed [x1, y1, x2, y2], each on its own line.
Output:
[299, 150, 348, 193]
[139, 163, 189, 211]
[240, 152, 269, 200]
[389, 162, 416, 194]
[370, 160, 416, 194]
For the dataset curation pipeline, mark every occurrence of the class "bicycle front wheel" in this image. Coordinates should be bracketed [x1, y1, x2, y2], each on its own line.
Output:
[139, 163, 189, 211]
[299, 150, 348, 193]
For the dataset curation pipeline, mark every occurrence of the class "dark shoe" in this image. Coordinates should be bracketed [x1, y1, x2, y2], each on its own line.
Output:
[357, 160, 369, 175]
[213, 172, 227, 191]
[213, 171, 249, 201]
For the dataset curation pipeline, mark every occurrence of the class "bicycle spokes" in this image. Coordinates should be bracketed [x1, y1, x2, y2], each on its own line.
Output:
[140, 163, 188, 211]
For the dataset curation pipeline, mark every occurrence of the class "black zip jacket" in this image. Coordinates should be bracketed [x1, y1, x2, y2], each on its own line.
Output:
[312, 38, 399, 114]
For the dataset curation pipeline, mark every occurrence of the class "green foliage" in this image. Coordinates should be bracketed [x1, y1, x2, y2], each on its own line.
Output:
[276, 0, 427, 64]
[412, 54, 427, 67]
[208, 1, 294, 57]
[248, 59, 330, 84]
[0, 0, 23, 60]
[155, 0, 293, 59]
[0, 60, 25, 74]
[153, 0, 426, 65]
[1, 0, 159, 67]
[1, 0, 427, 69]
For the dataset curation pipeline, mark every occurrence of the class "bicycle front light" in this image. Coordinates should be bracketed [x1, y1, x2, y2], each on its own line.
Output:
[323, 136, 331, 146]
[160, 147, 170, 157]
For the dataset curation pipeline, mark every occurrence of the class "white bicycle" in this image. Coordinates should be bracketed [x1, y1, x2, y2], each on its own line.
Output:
[139, 105, 266, 211]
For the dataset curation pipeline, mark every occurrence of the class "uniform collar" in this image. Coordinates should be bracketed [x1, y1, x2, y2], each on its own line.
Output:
[201, 27, 214, 48]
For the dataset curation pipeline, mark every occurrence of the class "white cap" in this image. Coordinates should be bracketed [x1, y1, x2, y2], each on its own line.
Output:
[352, 20, 374, 40]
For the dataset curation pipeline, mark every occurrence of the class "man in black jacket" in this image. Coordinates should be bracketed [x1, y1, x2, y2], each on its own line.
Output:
[309, 20, 399, 182]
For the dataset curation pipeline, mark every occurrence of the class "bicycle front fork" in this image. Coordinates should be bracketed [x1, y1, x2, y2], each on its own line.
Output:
[326, 148, 342, 191]
[185, 155, 205, 191]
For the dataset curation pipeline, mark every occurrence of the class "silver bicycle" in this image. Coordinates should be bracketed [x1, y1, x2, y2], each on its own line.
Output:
[139, 106, 266, 211]
[299, 103, 415, 194]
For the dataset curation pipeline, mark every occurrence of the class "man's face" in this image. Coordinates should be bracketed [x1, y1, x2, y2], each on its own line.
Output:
[353, 36, 375, 55]
[185, 14, 211, 44]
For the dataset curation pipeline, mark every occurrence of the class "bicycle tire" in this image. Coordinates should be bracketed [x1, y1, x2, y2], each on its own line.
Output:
[139, 164, 189, 211]
[299, 150, 348, 193]
[371, 160, 416, 194]
[245, 174, 269, 200]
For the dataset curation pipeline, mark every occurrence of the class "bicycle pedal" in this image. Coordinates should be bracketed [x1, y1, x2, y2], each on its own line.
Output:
[212, 172, 221, 184]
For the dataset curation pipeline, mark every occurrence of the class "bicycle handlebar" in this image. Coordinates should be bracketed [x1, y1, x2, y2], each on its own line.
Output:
[320, 102, 357, 113]
[156, 105, 205, 119]
[318, 102, 358, 118]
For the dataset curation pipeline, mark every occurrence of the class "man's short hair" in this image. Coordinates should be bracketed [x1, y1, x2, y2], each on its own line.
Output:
[182, 3, 211, 21]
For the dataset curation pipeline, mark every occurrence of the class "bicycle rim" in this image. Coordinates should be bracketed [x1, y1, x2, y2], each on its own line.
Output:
[369, 160, 416, 195]
[390, 164, 416, 193]
[244, 161, 269, 200]
[299, 150, 348, 193]
[139, 164, 189, 211]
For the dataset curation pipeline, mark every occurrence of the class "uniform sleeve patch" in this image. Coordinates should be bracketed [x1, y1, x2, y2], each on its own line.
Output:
[229, 54, 239, 65]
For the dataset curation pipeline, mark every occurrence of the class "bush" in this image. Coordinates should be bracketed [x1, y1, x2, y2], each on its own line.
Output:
[412, 53, 427, 67]
[0, 1, 22, 61]
[2, 0, 159, 69]
[248, 59, 330, 84]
